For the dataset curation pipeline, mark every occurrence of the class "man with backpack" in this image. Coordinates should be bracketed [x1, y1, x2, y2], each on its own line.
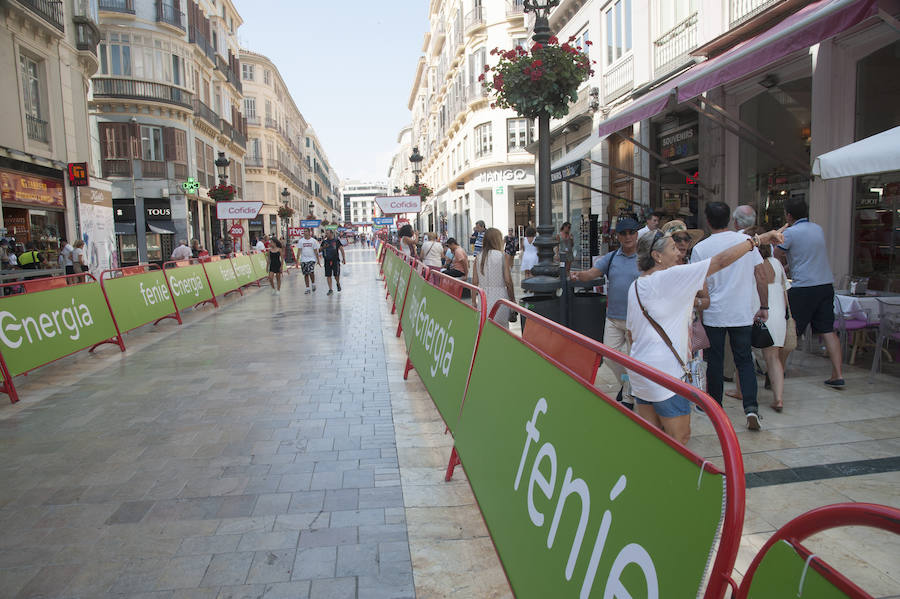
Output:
[570, 217, 640, 409]
[319, 229, 346, 295]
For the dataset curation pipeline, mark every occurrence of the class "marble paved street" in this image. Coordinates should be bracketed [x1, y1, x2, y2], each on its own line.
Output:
[0, 246, 898, 598]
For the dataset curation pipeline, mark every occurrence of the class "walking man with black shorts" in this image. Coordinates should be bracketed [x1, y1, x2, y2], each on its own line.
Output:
[320, 229, 346, 295]
[775, 197, 844, 387]
[297, 229, 320, 294]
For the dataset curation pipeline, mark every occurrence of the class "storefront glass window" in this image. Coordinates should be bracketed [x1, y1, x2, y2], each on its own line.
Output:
[738, 77, 811, 229]
[852, 40, 900, 287]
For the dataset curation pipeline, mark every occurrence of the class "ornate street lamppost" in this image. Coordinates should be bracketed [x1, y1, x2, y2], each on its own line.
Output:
[214, 152, 231, 244]
[522, 0, 562, 294]
[409, 146, 423, 231]
[281, 187, 290, 242]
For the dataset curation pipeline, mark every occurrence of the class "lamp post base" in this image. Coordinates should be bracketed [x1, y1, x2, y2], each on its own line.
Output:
[521, 274, 562, 294]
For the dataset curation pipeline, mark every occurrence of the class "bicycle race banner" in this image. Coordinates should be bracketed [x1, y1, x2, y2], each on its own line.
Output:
[166, 263, 214, 312]
[102, 269, 177, 333]
[203, 257, 241, 297]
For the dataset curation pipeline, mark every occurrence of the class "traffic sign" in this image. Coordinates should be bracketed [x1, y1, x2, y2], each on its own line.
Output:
[300, 219, 321, 228]
[373, 216, 394, 226]
[229, 224, 245, 236]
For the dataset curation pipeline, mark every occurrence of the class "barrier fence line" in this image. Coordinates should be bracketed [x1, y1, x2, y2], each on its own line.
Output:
[0, 252, 270, 404]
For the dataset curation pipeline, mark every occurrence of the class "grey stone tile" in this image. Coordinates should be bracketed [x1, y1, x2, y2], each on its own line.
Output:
[215, 583, 267, 599]
[288, 491, 325, 513]
[251, 494, 292, 517]
[308, 577, 356, 599]
[308, 472, 342, 491]
[200, 551, 254, 587]
[237, 530, 300, 552]
[358, 487, 403, 509]
[216, 517, 275, 536]
[107, 500, 157, 524]
[291, 546, 336, 580]
[217, 495, 259, 519]
[329, 508, 384, 528]
[177, 534, 241, 556]
[323, 489, 359, 512]
[297, 527, 358, 549]
[246, 549, 296, 584]
[156, 554, 213, 590]
[260, 580, 311, 598]
[336, 543, 379, 577]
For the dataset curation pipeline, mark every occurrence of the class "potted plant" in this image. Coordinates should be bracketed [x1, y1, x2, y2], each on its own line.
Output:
[277, 205, 295, 219]
[404, 182, 433, 200]
[481, 35, 594, 119]
[208, 183, 236, 202]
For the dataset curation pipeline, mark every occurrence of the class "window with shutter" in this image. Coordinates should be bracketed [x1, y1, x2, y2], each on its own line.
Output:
[163, 127, 176, 163]
[195, 137, 206, 182]
[205, 143, 215, 188]
[173, 129, 188, 163]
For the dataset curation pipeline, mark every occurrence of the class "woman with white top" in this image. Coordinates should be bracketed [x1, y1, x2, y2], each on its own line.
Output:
[626, 226, 785, 444]
[419, 231, 444, 268]
[398, 224, 417, 257]
[72, 240, 88, 279]
[520, 226, 538, 280]
[473, 228, 516, 328]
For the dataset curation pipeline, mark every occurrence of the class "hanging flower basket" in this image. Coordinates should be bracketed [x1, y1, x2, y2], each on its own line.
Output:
[208, 184, 236, 202]
[404, 183, 433, 200]
[482, 36, 594, 120]
[277, 205, 295, 219]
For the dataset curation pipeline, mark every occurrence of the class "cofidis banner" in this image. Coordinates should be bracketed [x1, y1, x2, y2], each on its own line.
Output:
[231, 254, 256, 287]
[0, 283, 118, 376]
[166, 263, 213, 311]
[203, 258, 240, 297]
[102, 270, 177, 333]
[455, 322, 726, 598]
[400, 270, 480, 434]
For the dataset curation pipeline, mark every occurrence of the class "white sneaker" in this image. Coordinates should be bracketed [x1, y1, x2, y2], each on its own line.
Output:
[304, 289, 310, 295]
[746, 412, 761, 431]
[271, 289, 277, 296]
[312, 284, 316, 291]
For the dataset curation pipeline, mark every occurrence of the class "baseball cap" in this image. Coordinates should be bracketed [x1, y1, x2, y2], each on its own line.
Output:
[615, 217, 640, 233]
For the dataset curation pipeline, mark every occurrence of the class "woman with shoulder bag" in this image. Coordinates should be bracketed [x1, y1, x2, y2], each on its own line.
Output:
[419, 232, 444, 268]
[626, 226, 786, 444]
[73, 240, 89, 280]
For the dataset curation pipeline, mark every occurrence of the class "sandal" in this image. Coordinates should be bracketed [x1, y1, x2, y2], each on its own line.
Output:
[725, 389, 743, 400]
[770, 402, 783, 413]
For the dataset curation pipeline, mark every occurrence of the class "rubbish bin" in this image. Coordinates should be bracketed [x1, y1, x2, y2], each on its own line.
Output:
[519, 295, 561, 330]
[568, 291, 606, 343]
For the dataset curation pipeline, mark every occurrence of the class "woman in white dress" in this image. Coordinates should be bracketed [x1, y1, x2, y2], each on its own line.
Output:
[474, 228, 516, 328]
[419, 231, 444, 268]
[520, 226, 538, 279]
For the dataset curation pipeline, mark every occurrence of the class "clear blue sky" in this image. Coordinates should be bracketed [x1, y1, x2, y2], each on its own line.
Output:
[233, 1, 429, 183]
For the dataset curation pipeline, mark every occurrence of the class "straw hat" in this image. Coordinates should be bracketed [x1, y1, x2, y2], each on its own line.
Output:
[661, 220, 704, 246]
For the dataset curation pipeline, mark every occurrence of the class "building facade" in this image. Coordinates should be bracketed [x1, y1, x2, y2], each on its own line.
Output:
[0, 0, 107, 269]
[341, 180, 389, 235]
[239, 48, 317, 244]
[409, 0, 536, 242]
[91, 0, 247, 264]
[302, 128, 340, 227]
[546, 0, 899, 285]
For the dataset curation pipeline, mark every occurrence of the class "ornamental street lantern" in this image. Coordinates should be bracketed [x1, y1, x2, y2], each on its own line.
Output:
[409, 146, 423, 185]
[281, 187, 291, 240]
[215, 152, 231, 186]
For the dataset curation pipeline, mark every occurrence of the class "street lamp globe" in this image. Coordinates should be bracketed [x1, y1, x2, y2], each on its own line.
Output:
[281, 187, 290, 204]
[409, 146, 423, 184]
[215, 152, 230, 184]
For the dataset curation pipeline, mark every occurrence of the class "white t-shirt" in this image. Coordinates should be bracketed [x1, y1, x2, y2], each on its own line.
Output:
[690, 231, 762, 327]
[255, 241, 265, 251]
[171, 244, 192, 260]
[61, 243, 74, 266]
[296, 237, 320, 262]
[637, 226, 650, 239]
[72, 247, 86, 267]
[626, 259, 710, 402]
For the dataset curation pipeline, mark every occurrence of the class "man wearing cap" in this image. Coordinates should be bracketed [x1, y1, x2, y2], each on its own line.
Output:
[572, 217, 641, 409]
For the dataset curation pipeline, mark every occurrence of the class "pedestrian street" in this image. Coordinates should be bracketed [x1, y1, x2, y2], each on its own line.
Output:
[0, 246, 898, 598]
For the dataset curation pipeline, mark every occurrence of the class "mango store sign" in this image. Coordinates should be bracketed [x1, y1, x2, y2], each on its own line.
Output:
[216, 201, 263, 220]
[374, 195, 421, 214]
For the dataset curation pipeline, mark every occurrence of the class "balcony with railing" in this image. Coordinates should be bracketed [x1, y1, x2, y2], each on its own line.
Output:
[25, 114, 49, 143]
[264, 117, 278, 130]
[465, 6, 485, 32]
[654, 12, 698, 77]
[215, 55, 242, 94]
[102, 159, 131, 178]
[188, 27, 216, 62]
[15, 0, 65, 31]
[730, 0, 782, 28]
[156, 1, 184, 30]
[246, 115, 260, 127]
[93, 78, 193, 109]
[603, 54, 634, 102]
[98, 0, 133, 14]
[192, 98, 220, 128]
[506, 0, 525, 17]
[245, 155, 263, 168]
[141, 160, 166, 178]
[221, 120, 246, 148]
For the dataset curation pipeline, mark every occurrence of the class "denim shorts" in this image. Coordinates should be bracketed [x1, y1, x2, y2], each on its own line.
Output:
[635, 394, 692, 417]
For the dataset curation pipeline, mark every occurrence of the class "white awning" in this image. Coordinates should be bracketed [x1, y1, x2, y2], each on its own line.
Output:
[550, 132, 608, 171]
[812, 126, 900, 179]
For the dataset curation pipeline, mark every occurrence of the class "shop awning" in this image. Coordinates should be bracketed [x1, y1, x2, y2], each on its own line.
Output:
[114, 222, 135, 235]
[597, 0, 879, 138]
[147, 221, 176, 234]
[812, 126, 900, 179]
[550, 131, 608, 171]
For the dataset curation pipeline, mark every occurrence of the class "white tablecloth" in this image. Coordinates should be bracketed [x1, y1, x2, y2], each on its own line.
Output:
[835, 293, 900, 320]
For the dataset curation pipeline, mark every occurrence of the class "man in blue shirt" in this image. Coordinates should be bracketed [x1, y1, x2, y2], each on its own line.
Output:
[471, 221, 486, 256]
[774, 197, 844, 387]
[571, 217, 640, 408]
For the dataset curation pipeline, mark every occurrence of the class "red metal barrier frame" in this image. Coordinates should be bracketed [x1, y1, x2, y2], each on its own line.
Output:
[736, 503, 900, 599]
[202, 254, 243, 298]
[477, 298, 745, 599]
[96, 264, 180, 350]
[163, 258, 218, 309]
[394, 254, 424, 338]
[0, 273, 122, 403]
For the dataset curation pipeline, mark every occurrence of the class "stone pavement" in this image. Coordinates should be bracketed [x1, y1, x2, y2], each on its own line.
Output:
[0, 246, 898, 598]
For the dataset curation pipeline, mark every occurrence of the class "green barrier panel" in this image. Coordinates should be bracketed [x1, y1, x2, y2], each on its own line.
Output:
[250, 252, 269, 279]
[0, 282, 118, 377]
[103, 270, 178, 333]
[166, 263, 214, 311]
[394, 258, 412, 319]
[387, 252, 402, 301]
[231, 254, 256, 287]
[203, 258, 240, 297]
[400, 270, 480, 433]
[454, 322, 725, 598]
[745, 541, 847, 598]
[383, 251, 397, 297]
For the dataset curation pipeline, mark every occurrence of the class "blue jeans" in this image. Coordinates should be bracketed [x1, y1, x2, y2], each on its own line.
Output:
[704, 325, 758, 415]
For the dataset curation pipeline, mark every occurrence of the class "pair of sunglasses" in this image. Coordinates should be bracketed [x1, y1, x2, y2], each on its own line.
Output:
[672, 234, 692, 243]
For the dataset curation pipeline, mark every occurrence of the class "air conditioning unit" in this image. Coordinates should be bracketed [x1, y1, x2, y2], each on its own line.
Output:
[161, 188, 170, 198]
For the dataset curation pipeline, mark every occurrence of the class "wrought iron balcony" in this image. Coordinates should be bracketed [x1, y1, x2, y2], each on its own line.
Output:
[25, 114, 49, 143]
[654, 12, 698, 77]
[98, 0, 133, 14]
[230, 126, 246, 149]
[93, 78, 193, 109]
[506, 0, 525, 17]
[189, 27, 216, 62]
[156, 1, 184, 30]
[465, 6, 485, 31]
[730, 0, 782, 28]
[102, 159, 131, 178]
[215, 55, 242, 94]
[15, 0, 64, 31]
[245, 156, 263, 168]
[192, 98, 220, 128]
[141, 160, 166, 179]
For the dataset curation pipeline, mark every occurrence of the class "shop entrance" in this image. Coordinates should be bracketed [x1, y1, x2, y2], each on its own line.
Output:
[513, 190, 535, 234]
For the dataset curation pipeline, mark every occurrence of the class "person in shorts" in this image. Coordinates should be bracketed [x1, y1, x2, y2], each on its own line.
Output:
[319, 229, 346, 295]
[296, 229, 320, 294]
